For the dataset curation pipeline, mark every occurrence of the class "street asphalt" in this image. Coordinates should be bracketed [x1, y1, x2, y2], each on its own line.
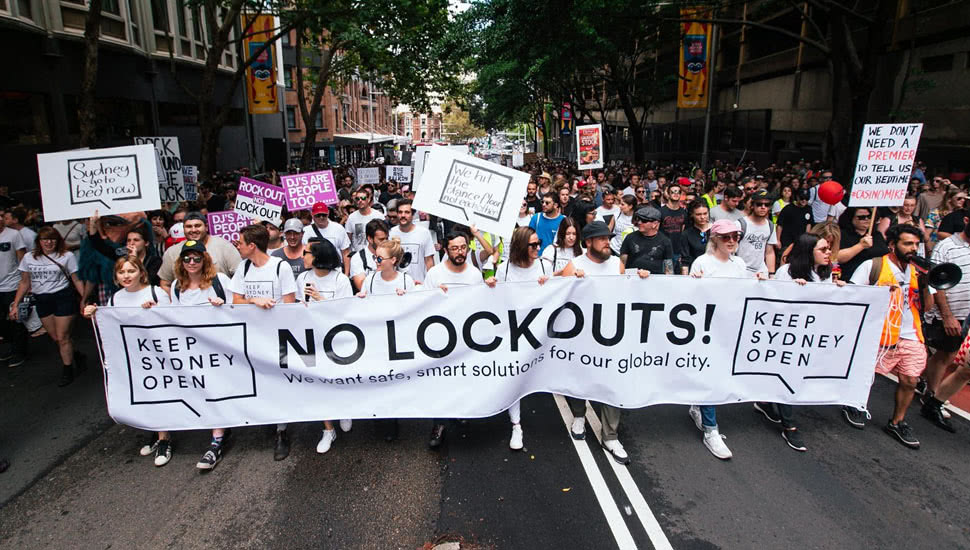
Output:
[2, 323, 969, 549]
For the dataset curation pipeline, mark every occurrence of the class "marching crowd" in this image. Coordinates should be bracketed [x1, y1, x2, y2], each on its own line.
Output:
[1, 157, 969, 474]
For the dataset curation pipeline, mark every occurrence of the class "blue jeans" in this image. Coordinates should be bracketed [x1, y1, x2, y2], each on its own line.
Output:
[700, 405, 717, 429]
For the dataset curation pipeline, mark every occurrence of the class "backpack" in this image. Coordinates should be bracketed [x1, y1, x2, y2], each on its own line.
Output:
[111, 285, 158, 306]
[243, 258, 284, 277]
[173, 275, 226, 302]
[358, 248, 372, 272]
[737, 217, 774, 241]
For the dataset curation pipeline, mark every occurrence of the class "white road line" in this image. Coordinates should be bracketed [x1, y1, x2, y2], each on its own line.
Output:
[579, 399, 675, 550]
[552, 394, 637, 550]
[878, 373, 970, 422]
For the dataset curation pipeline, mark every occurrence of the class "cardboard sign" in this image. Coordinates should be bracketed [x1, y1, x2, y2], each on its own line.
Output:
[182, 165, 198, 201]
[134, 137, 185, 202]
[576, 124, 604, 170]
[412, 147, 529, 240]
[37, 144, 161, 222]
[386, 165, 412, 183]
[234, 177, 284, 224]
[848, 123, 923, 207]
[412, 145, 436, 190]
[207, 211, 252, 244]
[280, 170, 338, 211]
[356, 167, 380, 185]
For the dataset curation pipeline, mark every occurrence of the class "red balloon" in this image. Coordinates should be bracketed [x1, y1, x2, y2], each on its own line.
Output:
[818, 180, 844, 205]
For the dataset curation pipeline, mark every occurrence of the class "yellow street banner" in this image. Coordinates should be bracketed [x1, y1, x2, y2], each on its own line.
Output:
[678, 8, 713, 109]
[241, 14, 279, 115]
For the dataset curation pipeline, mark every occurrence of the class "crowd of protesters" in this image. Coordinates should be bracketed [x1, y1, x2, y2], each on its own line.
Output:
[1, 154, 968, 475]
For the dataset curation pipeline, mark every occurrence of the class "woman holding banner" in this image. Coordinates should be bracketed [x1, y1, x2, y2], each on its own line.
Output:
[837, 207, 889, 281]
[84, 255, 172, 466]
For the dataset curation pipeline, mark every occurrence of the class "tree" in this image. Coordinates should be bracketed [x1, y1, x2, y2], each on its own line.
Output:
[78, 0, 104, 147]
[440, 101, 486, 142]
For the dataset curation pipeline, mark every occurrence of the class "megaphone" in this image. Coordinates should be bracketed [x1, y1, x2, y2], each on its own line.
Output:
[910, 255, 963, 290]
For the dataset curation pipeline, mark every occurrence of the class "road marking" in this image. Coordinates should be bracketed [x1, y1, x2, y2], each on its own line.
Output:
[579, 399, 675, 550]
[878, 373, 970, 422]
[552, 394, 637, 550]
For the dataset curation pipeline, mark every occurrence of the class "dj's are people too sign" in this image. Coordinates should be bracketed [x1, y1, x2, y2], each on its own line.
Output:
[93, 276, 889, 431]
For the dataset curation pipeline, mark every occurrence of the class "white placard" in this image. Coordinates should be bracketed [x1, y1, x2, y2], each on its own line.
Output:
[356, 167, 380, 185]
[94, 276, 888, 431]
[134, 137, 186, 203]
[412, 145, 436, 190]
[386, 165, 412, 183]
[412, 147, 530, 240]
[848, 123, 923, 207]
[512, 152, 524, 167]
[448, 144, 470, 156]
[37, 144, 162, 222]
[182, 165, 198, 201]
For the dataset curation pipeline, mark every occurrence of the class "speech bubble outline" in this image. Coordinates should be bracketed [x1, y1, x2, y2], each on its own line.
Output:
[119, 322, 256, 417]
[731, 298, 870, 394]
[438, 159, 513, 222]
[67, 154, 144, 210]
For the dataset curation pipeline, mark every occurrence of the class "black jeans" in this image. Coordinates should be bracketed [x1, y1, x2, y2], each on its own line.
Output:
[0, 290, 28, 357]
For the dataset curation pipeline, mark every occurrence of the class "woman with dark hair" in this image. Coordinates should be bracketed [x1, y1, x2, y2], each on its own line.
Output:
[837, 207, 888, 280]
[680, 200, 712, 271]
[610, 195, 637, 255]
[571, 200, 597, 234]
[772, 184, 793, 224]
[541, 217, 583, 275]
[126, 223, 162, 286]
[148, 210, 172, 255]
[9, 227, 85, 385]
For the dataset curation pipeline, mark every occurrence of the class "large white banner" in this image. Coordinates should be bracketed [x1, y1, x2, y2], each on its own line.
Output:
[413, 147, 530, 240]
[134, 137, 186, 203]
[94, 276, 888, 431]
[848, 123, 923, 207]
[37, 144, 162, 222]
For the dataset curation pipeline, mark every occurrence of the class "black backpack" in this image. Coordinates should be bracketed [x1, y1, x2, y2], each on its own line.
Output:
[174, 276, 227, 302]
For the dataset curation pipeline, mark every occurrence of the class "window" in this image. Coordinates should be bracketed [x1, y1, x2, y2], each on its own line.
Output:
[284, 66, 293, 89]
[17, 0, 31, 19]
[314, 111, 324, 129]
[151, 0, 169, 32]
[922, 54, 954, 73]
[286, 106, 297, 129]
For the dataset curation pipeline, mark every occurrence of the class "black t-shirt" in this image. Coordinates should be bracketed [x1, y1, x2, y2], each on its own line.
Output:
[526, 196, 541, 214]
[660, 206, 687, 253]
[841, 229, 889, 282]
[379, 191, 403, 205]
[777, 204, 813, 248]
[620, 231, 673, 273]
[938, 209, 967, 236]
[680, 225, 708, 270]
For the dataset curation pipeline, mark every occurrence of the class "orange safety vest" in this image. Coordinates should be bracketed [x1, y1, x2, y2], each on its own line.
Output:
[874, 255, 924, 346]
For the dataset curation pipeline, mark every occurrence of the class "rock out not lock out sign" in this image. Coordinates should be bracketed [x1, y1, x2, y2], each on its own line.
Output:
[235, 177, 285, 224]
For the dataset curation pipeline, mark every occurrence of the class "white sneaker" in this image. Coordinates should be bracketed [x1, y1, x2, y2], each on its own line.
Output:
[339, 419, 353, 432]
[688, 405, 703, 431]
[602, 439, 631, 465]
[316, 429, 337, 454]
[139, 440, 158, 457]
[510, 424, 524, 450]
[570, 417, 586, 440]
[703, 428, 733, 460]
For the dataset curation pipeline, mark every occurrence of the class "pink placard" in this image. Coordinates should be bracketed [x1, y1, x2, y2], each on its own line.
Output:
[280, 170, 338, 211]
[207, 210, 252, 243]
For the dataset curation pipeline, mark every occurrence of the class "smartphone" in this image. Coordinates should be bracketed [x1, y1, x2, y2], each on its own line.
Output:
[304, 282, 313, 300]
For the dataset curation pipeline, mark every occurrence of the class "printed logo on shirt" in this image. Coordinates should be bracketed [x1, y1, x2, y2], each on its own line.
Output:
[244, 280, 275, 299]
[0, 243, 9, 252]
[28, 265, 60, 283]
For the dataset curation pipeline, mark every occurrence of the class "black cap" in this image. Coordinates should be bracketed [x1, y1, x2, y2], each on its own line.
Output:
[796, 189, 811, 200]
[180, 240, 206, 256]
[752, 189, 771, 201]
[581, 220, 613, 241]
[635, 206, 661, 222]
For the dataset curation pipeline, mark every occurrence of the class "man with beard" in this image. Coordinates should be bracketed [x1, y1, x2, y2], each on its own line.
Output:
[271, 218, 308, 278]
[524, 181, 541, 214]
[350, 219, 389, 291]
[389, 199, 436, 283]
[159, 212, 241, 292]
[848, 225, 931, 448]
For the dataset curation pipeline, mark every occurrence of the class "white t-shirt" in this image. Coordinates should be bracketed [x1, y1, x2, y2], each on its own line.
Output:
[350, 247, 379, 280]
[809, 187, 831, 223]
[499, 260, 546, 282]
[0, 227, 27, 292]
[828, 201, 846, 220]
[302, 221, 351, 254]
[18, 252, 77, 294]
[362, 271, 415, 295]
[689, 254, 749, 278]
[295, 270, 354, 302]
[774, 263, 835, 283]
[110, 285, 171, 307]
[389, 225, 436, 283]
[737, 216, 778, 274]
[17, 227, 37, 249]
[568, 253, 622, 276]
[610, 213, 635, 254]
[229, 257, 297, 301]
[595, 206, 621, 227]
[346, 209, 385, 253]
[516, 214, 532, 227]
[850, 259, 919, 341]
[422, 262, 484, 289]
[541, 245, 579, 274]
[170, 273, 233, 306]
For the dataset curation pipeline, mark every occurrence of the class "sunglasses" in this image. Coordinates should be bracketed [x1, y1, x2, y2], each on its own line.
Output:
[753, 202, 771, 208]
[716, 233, 741, 242]
[854, 215, 871, 221]
[527, 242, 541, 249]
[182, 255, 203, 264]
[314, 213, 328, 218]
[375, 256, 392, 264]
[355, 197, 369, 202]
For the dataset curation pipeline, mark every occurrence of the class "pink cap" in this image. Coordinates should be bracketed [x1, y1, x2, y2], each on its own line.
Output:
[710, 219, 741, 235]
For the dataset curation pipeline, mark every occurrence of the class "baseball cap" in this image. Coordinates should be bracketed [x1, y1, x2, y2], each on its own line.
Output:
[635, 206, 661, 222]
[180, 239, 206, 256]
[169, 223, 184, 240]
[283, 218, 304, 233]
[711, 219, 742, 235]
[184, 211, 206, 223]
[581, 220, 613, 241]
[751, 189, 771, 202]
[311, 202, 329, 216]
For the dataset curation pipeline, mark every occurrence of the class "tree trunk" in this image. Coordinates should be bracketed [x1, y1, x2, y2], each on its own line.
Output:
[616, 90, 644, 164]
[297, 43, 335, 172]
[78, 0, 103, 147]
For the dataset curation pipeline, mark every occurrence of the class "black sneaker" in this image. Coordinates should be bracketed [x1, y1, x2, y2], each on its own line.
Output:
[884, 421, 920, 449]
[920, 401, 956, 433]
[273, 430, 290, 461]
[57, 365, 74, 387]
[915, 378, 927, 396]
[841, 406, 866, 429]
[197, 444, 224, 470]
[429, 423, 446, 449]
[154, 439, 172, 466]
[782, 428, 807, 452]
[7, 354, 25, 368]
[754, 402, 782, 424]
[74, 352, 88, 374]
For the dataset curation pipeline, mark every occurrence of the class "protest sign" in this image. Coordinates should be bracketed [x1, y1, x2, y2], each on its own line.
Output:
[94, 276, 888, 431]
[386, 165, 412, 183]
[449, 144, 470, 156]
[37, 144, 161, 222]
[576, 124, 604, 170]
[356, 167, 380, 185]
[234, 177, 284, 224]
[848, 123, 923, 207]
[280, 170, 337, 211]
[412, 147, 530, 240]
[206, 211, 252, 243]
[182, 166, 198, 201]
[512, 152, 524, 167]
[413, 145, 435, 189]
[134, 137, 185, 202]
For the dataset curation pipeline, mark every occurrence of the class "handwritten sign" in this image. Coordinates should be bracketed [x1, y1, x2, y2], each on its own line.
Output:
[207, 211, 252, 243]
[280, 170, 337, 211]
[182, 165, 198, 201]
[413, 145, 435, 190]
[576, 124, 603, 170]
[134, 137, 185, 202]
[234, 177, 284, 224]
[356, 167, 380, 185]
[37, 144, 161, 222]
[386, 165, 412, 183]
[412, 147, 529, 240]
[848, 123, 923, 207]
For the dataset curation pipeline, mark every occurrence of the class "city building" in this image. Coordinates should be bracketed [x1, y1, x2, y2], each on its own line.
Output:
[393, 105, 444, 145]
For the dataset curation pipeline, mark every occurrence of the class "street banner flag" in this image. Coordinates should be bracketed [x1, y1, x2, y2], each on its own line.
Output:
[678, 8, 713, 109]
[241, 14, 279, 115]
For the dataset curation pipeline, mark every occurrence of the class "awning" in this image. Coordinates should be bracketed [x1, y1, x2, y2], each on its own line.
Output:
[333, 133, 401, 146]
